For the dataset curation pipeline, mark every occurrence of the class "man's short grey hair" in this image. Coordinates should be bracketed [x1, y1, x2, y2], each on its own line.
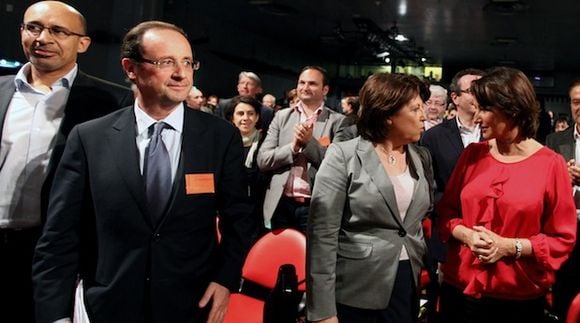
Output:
[238, 71, 262, 87]
[429, 85, 448, 103]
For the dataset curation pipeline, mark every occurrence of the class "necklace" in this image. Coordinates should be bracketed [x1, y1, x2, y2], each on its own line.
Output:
[378, 145, 398, 165]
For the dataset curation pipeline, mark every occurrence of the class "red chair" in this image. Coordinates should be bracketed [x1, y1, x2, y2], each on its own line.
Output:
[223, 229, 306, 323]
[567, 292, 580, 323]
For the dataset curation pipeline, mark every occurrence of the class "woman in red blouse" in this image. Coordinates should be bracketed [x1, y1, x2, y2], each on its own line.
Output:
[437, 67, 577, 323]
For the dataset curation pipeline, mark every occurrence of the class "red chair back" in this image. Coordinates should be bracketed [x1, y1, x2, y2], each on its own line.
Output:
[243, 228, 306, 291]
[567, 292, 580, 323]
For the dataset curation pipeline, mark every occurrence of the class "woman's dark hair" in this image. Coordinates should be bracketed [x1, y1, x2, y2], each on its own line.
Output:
[225, 95, 262, 121]
[471, 67, 539, 139]
[357, 73, 429, 143]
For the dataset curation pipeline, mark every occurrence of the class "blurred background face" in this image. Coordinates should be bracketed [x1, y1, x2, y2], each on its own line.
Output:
[262, 94, 276, 108]
[185, 88, 204, 109]
[21, 2, 90, 74]
[232, 102, 259, 136]
[237, 76, 261, 97]
[207, 96, 218, 106]
[554, 120, 569, 132]
[453, 74, 482, 115]
[424, 94, 446, 120]
[446, 109, 457, 119]
[341, 98, 352, 114]
[570, 85, 580, 128]
[388, 95, 426, 143]
[297, 69, 328, 106]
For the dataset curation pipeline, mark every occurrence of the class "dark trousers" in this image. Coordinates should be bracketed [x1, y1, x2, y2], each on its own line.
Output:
[271, 196, 309, 233]
[439, 283, 545, 323]
[336, 260, 417, 323]
[0, 227, 41, 323]
[552, 220, 580, 321]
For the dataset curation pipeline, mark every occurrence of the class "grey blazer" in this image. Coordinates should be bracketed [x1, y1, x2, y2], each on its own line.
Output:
[306, 137, 433, 321]
[546, 126, 575, 161]
[257, 106, 344, 224]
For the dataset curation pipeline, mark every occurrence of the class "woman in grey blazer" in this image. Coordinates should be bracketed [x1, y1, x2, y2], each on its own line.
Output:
[307, 73, 433, 323]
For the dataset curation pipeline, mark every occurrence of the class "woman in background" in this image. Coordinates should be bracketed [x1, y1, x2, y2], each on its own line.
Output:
[307, 73, 433, 323]
[437, 67, 577, 323]
[226, 96, 267, 234]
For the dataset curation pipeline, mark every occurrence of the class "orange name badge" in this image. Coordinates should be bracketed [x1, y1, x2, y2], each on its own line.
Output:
[185, 173, 215, 195]
[318, 136, 331, 147]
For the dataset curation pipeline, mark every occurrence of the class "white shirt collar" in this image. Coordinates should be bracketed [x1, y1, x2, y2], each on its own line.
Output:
[14, 62, 78, 91]
[134, 102, 184, 137]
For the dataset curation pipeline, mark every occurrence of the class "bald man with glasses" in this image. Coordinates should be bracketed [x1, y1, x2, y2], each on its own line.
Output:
[0, 2, 132, 321]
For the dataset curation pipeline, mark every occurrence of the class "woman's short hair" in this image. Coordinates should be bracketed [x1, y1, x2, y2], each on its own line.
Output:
[472, 67, 539, 139]
[357, 73, 429, 143]
[225, 95, 262, 121]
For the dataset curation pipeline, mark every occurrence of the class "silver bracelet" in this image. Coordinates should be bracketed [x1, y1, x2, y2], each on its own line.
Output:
[515, 239, 523, 259]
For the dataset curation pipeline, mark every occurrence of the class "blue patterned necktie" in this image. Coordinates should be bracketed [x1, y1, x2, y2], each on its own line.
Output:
[145, 122, 172, 224]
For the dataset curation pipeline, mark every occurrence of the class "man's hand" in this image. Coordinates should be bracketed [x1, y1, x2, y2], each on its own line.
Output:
[314, 316, 339, 323]
[294, 122, 314, 147]
[567, 159, 580, 185]
[199, 282, 231, 323]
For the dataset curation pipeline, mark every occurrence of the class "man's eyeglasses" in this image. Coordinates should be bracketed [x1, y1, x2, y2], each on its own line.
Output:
[425, 100, 446, 107]
[136, 57, 200, 71]
[459, 88, 473, 95]
[21, 22, 86, 39]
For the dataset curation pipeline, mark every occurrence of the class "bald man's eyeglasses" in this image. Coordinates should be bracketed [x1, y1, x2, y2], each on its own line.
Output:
[22, 22, 86, 39]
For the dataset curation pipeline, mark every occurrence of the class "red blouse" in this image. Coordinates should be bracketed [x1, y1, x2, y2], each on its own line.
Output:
[437, 141, 577, 300]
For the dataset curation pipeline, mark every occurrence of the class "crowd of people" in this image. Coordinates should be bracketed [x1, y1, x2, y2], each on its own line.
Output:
[1, 1, 578, 323]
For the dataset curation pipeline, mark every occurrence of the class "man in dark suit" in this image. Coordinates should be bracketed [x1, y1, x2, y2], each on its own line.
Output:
[419, 68, 484, 322]
[32, 20, 255, 323]
[545, 79, 580, 322]
[420, 69, 485, 199]
[0, 2, 132, 322]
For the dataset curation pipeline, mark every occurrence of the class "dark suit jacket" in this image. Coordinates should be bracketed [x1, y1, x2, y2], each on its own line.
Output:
[419, 117, 464, 200]
[32, 107, 255, 323]
[419, 117, 465, 263]
[546, 126, 575, 161]
[0, 71, 133, 223]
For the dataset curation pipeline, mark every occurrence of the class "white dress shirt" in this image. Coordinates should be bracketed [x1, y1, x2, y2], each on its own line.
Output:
[134, 103, 183, 183]
[0, 63, 78, 229]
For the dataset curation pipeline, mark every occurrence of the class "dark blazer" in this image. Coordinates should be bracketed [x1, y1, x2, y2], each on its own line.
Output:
[32, 107, 256, 323]
[546, 126, 575, 161]
[0, 71, 133, 222]
[419, 117, 464, 200]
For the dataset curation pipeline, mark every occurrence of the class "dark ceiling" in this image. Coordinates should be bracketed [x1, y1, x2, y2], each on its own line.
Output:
[185, 0, 580, 73]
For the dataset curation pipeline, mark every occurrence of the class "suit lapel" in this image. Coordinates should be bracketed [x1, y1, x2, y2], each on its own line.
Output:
[405, 145, 425, 224]
[161, 108, 209, 223]
[0, 77, 16, 135]
[357, 139, 404, 226]
[446, 118, 464, 155]
[313, 107, 329, 139]
[0, 77, 16, 162]
[107, 108, 150, 225]
[558, 127, 575, 161]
